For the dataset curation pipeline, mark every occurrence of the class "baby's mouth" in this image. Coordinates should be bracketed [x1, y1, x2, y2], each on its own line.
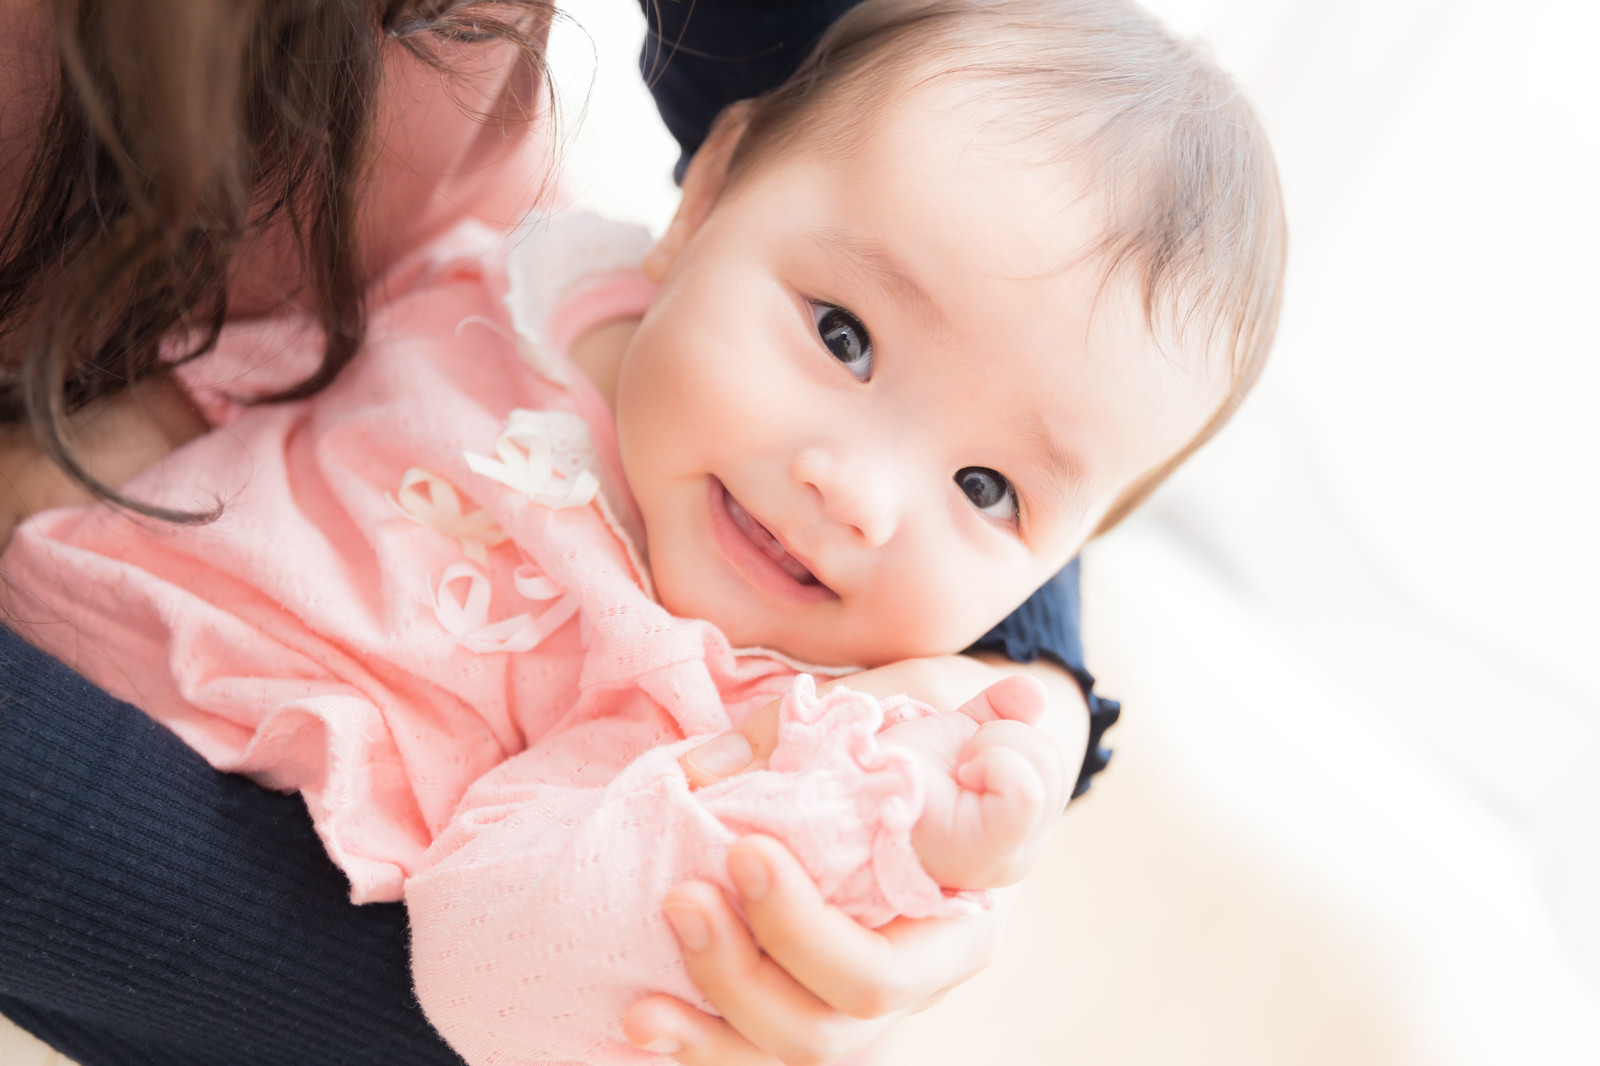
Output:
[721, 488, 822, 587]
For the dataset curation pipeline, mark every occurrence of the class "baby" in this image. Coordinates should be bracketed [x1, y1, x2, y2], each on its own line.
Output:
[0, 0, 1283, 1062]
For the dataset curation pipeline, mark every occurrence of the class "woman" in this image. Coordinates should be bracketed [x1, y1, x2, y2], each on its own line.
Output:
[0, 2, 1113, 1063]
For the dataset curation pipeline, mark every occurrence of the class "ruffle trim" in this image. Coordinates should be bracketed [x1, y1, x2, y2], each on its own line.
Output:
[759, 676, 988, 925]
[504, 212, 656, 387]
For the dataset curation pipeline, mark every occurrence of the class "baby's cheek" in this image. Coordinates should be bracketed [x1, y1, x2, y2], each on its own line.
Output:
[850, 577, 992, 665]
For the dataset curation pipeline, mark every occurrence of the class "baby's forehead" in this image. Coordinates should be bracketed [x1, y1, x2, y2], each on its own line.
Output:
[747, 64, 1076, 172]
[764, 84, 1221, 377]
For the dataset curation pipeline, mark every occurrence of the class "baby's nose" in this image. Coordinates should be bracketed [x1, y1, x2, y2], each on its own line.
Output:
[792, 445, 902, 548]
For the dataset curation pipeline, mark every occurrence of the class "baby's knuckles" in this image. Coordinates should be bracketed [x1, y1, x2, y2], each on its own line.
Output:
[975, 760, 1053, 888]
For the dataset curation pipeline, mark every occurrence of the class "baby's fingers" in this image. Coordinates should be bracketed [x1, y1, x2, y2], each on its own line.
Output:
[958, 744, 1047, 832]
[952, 674, 1048, 727]
[948, 744, 1050, 888]
[948, 718, 1070, 884]
[960, 715, 1071, 822]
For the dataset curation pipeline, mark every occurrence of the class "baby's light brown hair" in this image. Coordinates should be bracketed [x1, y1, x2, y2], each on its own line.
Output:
[727, 0, 1286, 536]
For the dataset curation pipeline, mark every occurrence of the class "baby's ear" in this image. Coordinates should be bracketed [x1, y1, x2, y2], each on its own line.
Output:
[642, 101, 754, 283]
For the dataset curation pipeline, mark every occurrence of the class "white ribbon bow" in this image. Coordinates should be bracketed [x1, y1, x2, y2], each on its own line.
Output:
[464, 410, 599, 510]
[389, 468, 507, 565]
[432, 561, 580, 655]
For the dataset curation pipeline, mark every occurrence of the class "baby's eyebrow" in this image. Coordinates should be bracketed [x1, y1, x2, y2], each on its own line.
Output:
[806, 226, 949, 331]
[1020, 412, 1088, 527]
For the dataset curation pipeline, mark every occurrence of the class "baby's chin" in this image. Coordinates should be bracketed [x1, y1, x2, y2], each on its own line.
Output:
[653, 586, 847, 668]
[697, 609, 862, 668]
[703, 609, 971, 672]
[649, 565, 986, 670]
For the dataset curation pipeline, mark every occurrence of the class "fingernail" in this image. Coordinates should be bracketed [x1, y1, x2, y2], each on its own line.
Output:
[728, 845, 770, 902]
[685, 732, 753, 778]
[664, 904, 711, 952]
[638, 1036, 683, 1055]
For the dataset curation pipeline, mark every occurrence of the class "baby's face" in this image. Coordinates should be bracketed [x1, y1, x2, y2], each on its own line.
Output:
[615, 85, 1224, 668]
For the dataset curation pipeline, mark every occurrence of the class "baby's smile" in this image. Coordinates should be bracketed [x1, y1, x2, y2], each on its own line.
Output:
[709, 478, 837, 600]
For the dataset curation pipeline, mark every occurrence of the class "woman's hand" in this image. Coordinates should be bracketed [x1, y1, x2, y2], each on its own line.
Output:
[622, 834, 1007, 1066]
[629, 655, 1088, 1064]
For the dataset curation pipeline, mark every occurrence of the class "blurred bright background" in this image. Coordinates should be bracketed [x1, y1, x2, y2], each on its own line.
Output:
[540, 1, 1600, 1063]
[6, 2, 1595, 1064]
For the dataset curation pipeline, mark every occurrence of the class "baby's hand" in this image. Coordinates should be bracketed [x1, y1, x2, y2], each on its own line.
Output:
[878, 674, 1059, 890]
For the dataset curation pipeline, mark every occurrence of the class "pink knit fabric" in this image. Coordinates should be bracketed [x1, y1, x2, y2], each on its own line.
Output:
[0, 218, 977, 1064]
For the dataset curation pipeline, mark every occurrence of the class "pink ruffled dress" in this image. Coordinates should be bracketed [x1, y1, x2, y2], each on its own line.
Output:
[0, 215, 980, 1065]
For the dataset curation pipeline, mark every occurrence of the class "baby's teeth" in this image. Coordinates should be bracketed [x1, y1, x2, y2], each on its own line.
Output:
[773, 550, 816, 584]
[725, 490, 817, 584]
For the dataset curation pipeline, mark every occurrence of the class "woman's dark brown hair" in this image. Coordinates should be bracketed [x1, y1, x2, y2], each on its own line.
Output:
[0, 0, 551, 520]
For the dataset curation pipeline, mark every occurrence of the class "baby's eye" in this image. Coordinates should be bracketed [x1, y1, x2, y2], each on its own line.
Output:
[812, 302, 873, 381]
[955, 467, 1019, 524]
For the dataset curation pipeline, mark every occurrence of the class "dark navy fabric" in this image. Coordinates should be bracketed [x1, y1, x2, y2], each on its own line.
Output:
[641, 0, 862, 180]
[0, 5, 1115, 1062]
[0, 625, 465, 1065]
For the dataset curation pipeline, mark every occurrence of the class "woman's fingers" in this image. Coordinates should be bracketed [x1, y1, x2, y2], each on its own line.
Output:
[726, 836, 1004, 1019]
[626, 993, 886, 1066]
[625, 992, 890, 1066]
[642, 878, 894, 1065]
[624, 994, 781, 1066]
[680, 697, 782, 789]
